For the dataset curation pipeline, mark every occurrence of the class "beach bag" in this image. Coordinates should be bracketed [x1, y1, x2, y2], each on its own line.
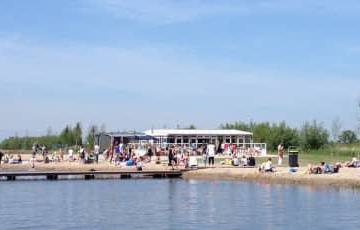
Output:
[248, 157, 256, 166]
[126, 160, 134, 166]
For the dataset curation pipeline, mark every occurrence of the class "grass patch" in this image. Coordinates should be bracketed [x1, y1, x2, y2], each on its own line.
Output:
[266, 144, 360, 166]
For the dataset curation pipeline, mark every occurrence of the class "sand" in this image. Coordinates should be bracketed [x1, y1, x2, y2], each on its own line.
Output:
[2, 159, 360, 188]
[182, 167, 360, 188]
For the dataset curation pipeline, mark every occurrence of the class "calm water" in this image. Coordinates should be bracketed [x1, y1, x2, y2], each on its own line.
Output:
[0, 179, 360, 230]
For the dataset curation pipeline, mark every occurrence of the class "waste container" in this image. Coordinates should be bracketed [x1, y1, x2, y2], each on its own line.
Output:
[288, 147, 299, 167]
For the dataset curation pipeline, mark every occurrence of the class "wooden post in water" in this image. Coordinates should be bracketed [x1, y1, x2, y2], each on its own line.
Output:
[84, 174, 95, 180]
[120, 174, 131, 179]
[46, 174, 58, 180]
[7, 176, 16, 181]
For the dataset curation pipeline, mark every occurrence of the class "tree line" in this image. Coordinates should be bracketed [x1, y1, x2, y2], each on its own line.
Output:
[0, 122, 103, 150]
[221, 120, 358, 151]
[0, 120, 358, 151]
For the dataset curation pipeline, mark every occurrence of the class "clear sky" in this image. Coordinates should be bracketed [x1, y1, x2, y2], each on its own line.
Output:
[0, 0, 360, 139]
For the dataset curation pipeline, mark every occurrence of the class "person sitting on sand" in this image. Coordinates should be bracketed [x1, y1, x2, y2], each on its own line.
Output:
[17, 154, 22, 164]
[259, 158, 275, 173]
[310, 163, 323, 174]
[3, 154, 10, 164]
[241, 155, 247, 166]
[8, 154, 15, 164]
[346, 157, 360, 168]
[320, 162, 332, 174]
[333, 163, 341, 173]
[306, 164, 314, 174]
[264, 158, 275, 172]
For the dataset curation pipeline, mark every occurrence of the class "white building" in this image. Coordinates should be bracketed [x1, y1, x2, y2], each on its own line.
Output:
[96, 129, 267, 156]
[144, 129, 253, 146]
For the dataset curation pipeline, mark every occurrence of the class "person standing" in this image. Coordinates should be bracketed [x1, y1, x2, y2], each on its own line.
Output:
[147, 146, 153, 162]
[94, 144, 100, 164]
[168, 146, 175, 170]
[79, 145, 85, 163]
[207, 144, 215, 167]
[277, 143, 284, 166]
[202, 145, 208, 167]
[41, 145, 46, 160]
[32, 143, 37, 158]
[59, 148, 64, 161]
[0, 151, 4, 167]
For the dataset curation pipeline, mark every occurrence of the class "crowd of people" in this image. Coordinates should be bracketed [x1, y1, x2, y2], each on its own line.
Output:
[0, 152, 22, 165]
[1, 142, 360, 177]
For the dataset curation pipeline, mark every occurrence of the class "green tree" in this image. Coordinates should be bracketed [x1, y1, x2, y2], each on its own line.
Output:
[338, 130, 358, 144]
[331, 117, 342, 142]
[300, 121, 329, 150]
[220, 121, 250, 131]
[73, 122, 82, 146]
[268, 122, 299, 150]
[59, 125, 73, 146]
[221, 121, 299, 150]
[186, 124, 197, 130]
[86, 125, 98, 148]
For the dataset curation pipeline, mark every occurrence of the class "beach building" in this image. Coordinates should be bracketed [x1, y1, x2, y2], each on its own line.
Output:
[144, 129, 252, 146]
[144, 129, 266, 155]
[96, 129, 267, 156]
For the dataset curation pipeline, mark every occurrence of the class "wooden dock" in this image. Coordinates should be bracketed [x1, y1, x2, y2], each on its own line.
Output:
[0, 170, 185, 181]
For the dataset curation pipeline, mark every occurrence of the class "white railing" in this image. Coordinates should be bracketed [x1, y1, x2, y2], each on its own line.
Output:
[148, 142, 267, 156]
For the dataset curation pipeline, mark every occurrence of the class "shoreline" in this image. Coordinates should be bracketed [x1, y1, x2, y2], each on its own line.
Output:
[183, 168, 360, 188]
[1, 162, 360, 188]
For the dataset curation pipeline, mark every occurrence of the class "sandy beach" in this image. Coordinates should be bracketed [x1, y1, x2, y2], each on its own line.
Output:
[183, 167, 360, 188]
[1, 159, 360, 188]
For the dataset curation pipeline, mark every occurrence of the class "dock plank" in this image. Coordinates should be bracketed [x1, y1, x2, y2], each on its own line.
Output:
[0, 170, 186, 179]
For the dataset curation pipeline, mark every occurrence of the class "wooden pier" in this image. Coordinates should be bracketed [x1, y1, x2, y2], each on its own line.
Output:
[0, 170, 185, 181]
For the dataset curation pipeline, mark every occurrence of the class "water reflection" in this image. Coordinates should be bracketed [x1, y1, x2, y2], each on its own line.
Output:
[1, 180, 360, 230]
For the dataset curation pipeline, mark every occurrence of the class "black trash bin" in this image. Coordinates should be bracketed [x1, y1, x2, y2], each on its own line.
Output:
[288, 147, 299, 167]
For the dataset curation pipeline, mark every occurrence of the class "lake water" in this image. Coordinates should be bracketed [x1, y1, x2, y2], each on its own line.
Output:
[0, 179, 360, 230]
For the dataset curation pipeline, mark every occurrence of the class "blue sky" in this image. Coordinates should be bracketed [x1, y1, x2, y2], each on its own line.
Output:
[0, 0, 360, 139]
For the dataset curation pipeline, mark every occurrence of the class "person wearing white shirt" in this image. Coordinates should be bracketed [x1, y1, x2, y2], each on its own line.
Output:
[264, 158, 274, 172]
[94, 144, 100, 163]
[207, 144, 216, 167]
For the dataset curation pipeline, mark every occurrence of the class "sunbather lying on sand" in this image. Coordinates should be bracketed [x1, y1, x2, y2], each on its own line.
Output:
[306, 162, 340, 174]
[345, 157, 360, 168]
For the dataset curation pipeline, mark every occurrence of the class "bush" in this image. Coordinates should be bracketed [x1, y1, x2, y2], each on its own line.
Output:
[338, 130, 358, 144]
[299, 121, 329, 150]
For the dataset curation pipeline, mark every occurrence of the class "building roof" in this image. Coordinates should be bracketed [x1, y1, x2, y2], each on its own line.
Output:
[101, 131, 148, 137]
[144, 129, 253, 136]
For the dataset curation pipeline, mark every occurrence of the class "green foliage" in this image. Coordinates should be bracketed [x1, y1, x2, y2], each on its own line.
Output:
[221, 121, 299, 150]
[59, 125, 74, 146]
[0, 135, 60, 150]
[86, 125, 99, 148]
[338, 130, 358, 144]
[185, 124, 197, 130]
[221, 121, 251, 132]
[0, 122, 85, 150]
[299, 121, 329, 150]
[268, 122, 299, 150]
[73, 122, 83, 145]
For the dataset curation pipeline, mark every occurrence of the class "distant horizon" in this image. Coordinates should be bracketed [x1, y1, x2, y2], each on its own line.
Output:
[1, 1, 359, 141]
